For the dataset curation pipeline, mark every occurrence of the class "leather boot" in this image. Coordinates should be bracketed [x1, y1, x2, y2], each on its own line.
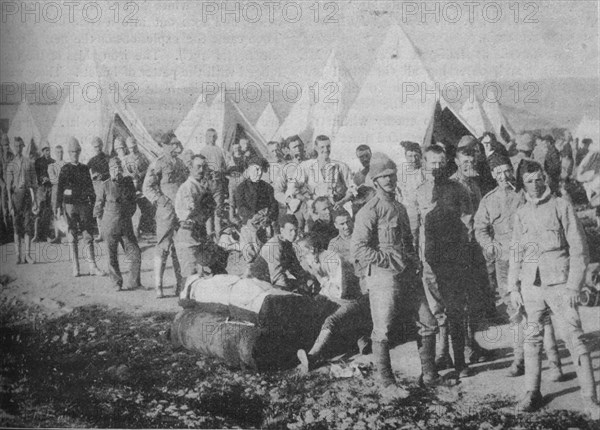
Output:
[171, 248, 184, 296]
[372, 341, 396, 387]
[508, 322, 525, 377]
[418, 335, 444, 387]
[15, 236, 23, 264]
[69, 238, 80, 277]
[543, 320, 564, 382]
[518, 338, 543, 412]
[154, 254, 167, 298]
[435, 325, 454, 370]
[449, 320, 473, 378]
[87, 243, 106, 276]
[575, 353, 600, 420]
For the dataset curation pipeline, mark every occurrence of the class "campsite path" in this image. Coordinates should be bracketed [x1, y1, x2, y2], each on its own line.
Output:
[1, 236, 599, 417]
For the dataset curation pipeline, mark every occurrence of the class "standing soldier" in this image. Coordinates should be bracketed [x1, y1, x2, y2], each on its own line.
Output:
[6, 137, 37, 264]
[57, 137, 106, 277]
[199, 128, 227, 239]
[124, 136, 151, 239]
[94, 157, 141, 291]
[88, 137, 110, 242]
[174, 154, 228, 285]
[33, 140, 54, 242]
[0, 132, 15, 234]
[143, 131, 188, 298]
[411, 145, 474, 378]
[475, 154, 563, 380]
[509, 160, 598, 419]
[48, 145, 67, 243]
[353, 152, 442, 396]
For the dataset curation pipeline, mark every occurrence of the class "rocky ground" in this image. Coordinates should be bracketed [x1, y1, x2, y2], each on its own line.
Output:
[0, 215, 599, 429]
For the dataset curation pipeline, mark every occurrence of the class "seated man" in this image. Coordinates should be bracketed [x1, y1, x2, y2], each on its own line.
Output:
[309, 196, 338, 250]
[328, 208, 367, 291]
[296, 233, 371, 373]
[247, 214, 311, 292]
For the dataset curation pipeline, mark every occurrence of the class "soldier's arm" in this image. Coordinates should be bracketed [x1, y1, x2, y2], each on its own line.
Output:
[561, 200, 590, 291]
[93, 183, 106, 219]
[458, 184, 475, 239]
[142, 161, 164, 204]
[261, 241, 289, 289]
[56, 167, 66, 209]
[352, 205, 388, 270]
[473, 199, 495, 252]
[174, 183, 193, 222]
[398, 204, 417, 266]
[267, 183, 279, 222]
[507, 212, 524, 293]
[125, 180, 138, 218]
[83, 167, 95, 206]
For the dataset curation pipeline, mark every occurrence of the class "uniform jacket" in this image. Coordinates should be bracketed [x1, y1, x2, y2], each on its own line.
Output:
[88, 153, 110, 182]
[93, 177, 137, 220]
[142, 154, 189, 204]
[123, 151, 150, 192]
[48, 160, 67, 185]
[410, 177, 473, 265]
[286, 158, 353, 203]
[507, 188, 589, 292]
[352, 189, 417, 276]
[474, 186, 525, 261]
[233, 179, 279, 225]
[396, 166, 424, 232]
[57, 162, 95, 206]
[6, 155, 37, 192]
[174, 176, 216, 226]
[34, 156, 54, 187]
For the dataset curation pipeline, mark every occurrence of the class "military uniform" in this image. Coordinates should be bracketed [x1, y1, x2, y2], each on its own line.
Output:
[411, 176, 473, 373]
[174, 175, 228, 280]
[508, 188, 598, 415]
[94, 176, 141, 290]
[143, 153, 188, 296]
[6, 154, 37, 238]
[123, 150, 150, 238]
[353, 153, 439, 389]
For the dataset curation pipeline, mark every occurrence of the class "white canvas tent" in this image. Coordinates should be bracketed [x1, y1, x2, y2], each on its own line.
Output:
[176, 91, 269, 156]
[575, 115, 600, 144]
[310, 49, 359, 142]
[255, 103, 280, 142]
[480, 98, 516, 143]
[333, 23, 475, 165]
[7, 100, 42, 157]
[47, 55, 160, 164]
[459, 97, 494, 138]
[273, 83, 313, 145]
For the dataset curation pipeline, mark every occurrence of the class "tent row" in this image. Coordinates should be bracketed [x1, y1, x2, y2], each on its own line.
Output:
[6, 22, 599, 165]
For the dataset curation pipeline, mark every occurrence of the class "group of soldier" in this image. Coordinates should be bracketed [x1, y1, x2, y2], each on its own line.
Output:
[0, 125, 598, 418]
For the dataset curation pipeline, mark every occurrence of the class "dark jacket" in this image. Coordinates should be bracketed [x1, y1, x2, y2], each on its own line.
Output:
[233, 179, 279, 225]
[310, 219, 338, 251]
[57, 162, 95, 207]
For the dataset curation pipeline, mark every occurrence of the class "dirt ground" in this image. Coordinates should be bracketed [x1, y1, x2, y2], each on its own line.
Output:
[1, 229, 599, 428]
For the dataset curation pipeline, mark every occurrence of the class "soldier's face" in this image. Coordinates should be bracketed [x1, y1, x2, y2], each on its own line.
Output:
[523, 171, 546, 199]
[289, 140, 304, 160]
[405, 150, 421, 168]
[375, 173, 397, 192]
[93, 144, 102, 155]
[316, 140, 331, 159]
[206, 131, 217, 145]
[116, 147, 127, 158]
[246, 164, 263, 182]
[280, 222, 298, 242]
[110, 161, 124, 181]
[314, 200, 331, 222]
[69, 148, 81, 163]
[334, 215, 353, 238]
[55, 148, 63, 160]
[42, 148, 51, 158]
[492, 164, 514, 188]
[356, 150, 371, 168]
[267, 143, 280, 161]
[239, 139, 249, 152]
[456, 154, 476, 177]
[191, 158, 207, 181]
[167, 141, 182, 157]
[425, 152, 446, 178]
[15, 142, 24, 155]
[231, 143, 241, 156]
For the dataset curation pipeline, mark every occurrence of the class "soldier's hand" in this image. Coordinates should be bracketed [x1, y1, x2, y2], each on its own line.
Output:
[564, 289, 579, 308]
[510, 291, 524, 309]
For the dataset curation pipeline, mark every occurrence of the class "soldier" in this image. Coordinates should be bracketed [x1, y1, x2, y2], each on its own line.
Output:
[143, 131, 188, 298]
[0, 132, 15, 233]
[114, 137, 129, 164]
[6, 137, 37, 264]
[48, 145, 67, 243]
[450, 146, 495, 364]
[396, 141, 425, 250]
[353, 152, 443, 395]
[411, 145, 474, 378]
[511, 132, 534, 173]
[174, 154, 228, 284]
[88, 137, 110, 242]
[94, 157, 141, 291]
[474, 154, 563, 380]
[124, 136, 151, 240]
[199, 128, 227, 239]
[508, 160, 598, 419]
[33, 140, 54, 242]
[57, 137, 106, 277]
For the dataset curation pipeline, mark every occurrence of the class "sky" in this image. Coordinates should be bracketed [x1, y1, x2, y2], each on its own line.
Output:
[1, 0, 598, 89]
